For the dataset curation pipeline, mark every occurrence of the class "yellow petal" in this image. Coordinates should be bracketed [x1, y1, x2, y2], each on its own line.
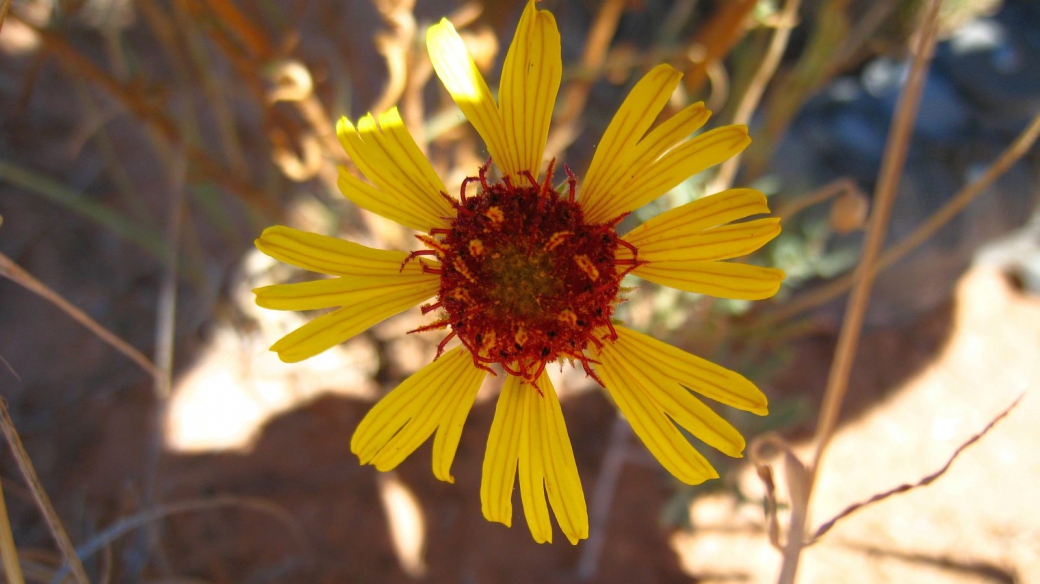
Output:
[625, 101, 710, 172]
[427, 19, 513, 174]
[254, 225, 413, 276]
[625, 217, 781, 263]
[580, 64, 683, 217]
[269, 279, 438, 362]
[594, 347, 719, 485]
[623, 188, 771, 241]
[482, 375, 525, 527]
[532, 372, 588, 545]
[255, 272, 437, 311]
[499, 0, 562, 177]
[598, 338, 746, 458]
[610, 326, 768, 415]
[585, 125, 751, 224]
[336, 109, 452, 231]
[481, 373, 588, 545]
[634, 260, 784, 300]
[351, 347, 486, 481]
[517, 377, 552, 543]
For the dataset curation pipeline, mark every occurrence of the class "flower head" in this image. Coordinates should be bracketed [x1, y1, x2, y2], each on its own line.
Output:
[254, 0, 783, 545]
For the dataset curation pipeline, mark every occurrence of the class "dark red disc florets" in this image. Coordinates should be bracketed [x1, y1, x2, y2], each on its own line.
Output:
[407, 160, 640, 382]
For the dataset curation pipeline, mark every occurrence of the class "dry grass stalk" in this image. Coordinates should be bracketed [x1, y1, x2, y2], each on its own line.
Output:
[51, 496, 312, 583]
[0, 473, 26, 584]
[709, 0, 802, 193]
[809, 394, 1023, 543]
[761, 108, 1040, 327]
[0, 401, 89, 584]
[0, 252, 159, 379]
[772, 1, 944, 581]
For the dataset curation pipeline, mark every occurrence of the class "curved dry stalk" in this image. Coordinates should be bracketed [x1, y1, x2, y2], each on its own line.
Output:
[761, 108, 1040, 328]
[50, 496, 312, 584]
[708, 0, 802, 193]
[809, 395, 1023, 543]
[773, 2, 944, 581]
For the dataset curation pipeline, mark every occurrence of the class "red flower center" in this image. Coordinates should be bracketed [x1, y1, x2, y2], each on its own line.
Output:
[408, 161, 640, 382]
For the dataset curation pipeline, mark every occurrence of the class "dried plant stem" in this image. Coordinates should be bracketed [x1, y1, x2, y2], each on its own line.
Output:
[810, 395, 1022, 543]
[709, 0, 801, 193]
[0, 0, 12, 32]
[0, 401, 89, 584]
[0, 472, 26, 584]
[51, 495, 310, 583]
[14, 15, 279, 218]
[811, 0, 941, 510]
[0, 252, 159, 379]
[762, 108, 1040, 327]
[776, 2, 943, 582]
[545, 0, 627, 160]
[576, 416, 631, 581]
[775, 178, 863, 224]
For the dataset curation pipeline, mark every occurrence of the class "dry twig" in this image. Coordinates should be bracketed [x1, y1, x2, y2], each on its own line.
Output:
[762, 108, 1040, 327]
[772, 2, 944, 581]
[809, 395, 1024, 543]
[0, 252, 159, 379]
[0, 401, 89, 584]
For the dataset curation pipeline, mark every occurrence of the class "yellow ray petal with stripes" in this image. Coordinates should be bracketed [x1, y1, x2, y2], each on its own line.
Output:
[427, 19, 515, 176]
[351, 347, 487, 483]
[499, 0, 562, 177]
[482, 373, 588, 545]
[623, 217, 781, 263]
[255, 225, 419, 276]
[580, 64, 683, 216]
[608, 326, 768, 414]
[624, 188, 771, 240]
[336, 108, 452, 231]
[586, 125, 751, 223]
[634, 260, 784, 300]
[269, 278, 439, 362]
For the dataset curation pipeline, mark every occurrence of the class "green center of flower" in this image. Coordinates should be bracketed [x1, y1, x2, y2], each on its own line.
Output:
[410, 161, 638, 381]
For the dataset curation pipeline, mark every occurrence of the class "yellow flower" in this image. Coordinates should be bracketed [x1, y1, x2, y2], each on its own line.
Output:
[254, 0, 783, 545]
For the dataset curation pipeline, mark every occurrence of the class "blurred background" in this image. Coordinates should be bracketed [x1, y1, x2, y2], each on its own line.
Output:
[0, 0, 1038, 582]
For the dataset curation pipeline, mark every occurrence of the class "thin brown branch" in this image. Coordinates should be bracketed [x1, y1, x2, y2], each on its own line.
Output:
[809, 394, 1023, 543]
[775, 2, 944, 582]
[51, 495, 312, 583]
[0, 470, 26, 584]
[0, 252, 159, 379]
[16, 15, 281, 218]
[0, 400, 89, 584]
[545, 0, 628, 160]
[709, 0, 801, 193]
[761, 108, 1040, 327]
